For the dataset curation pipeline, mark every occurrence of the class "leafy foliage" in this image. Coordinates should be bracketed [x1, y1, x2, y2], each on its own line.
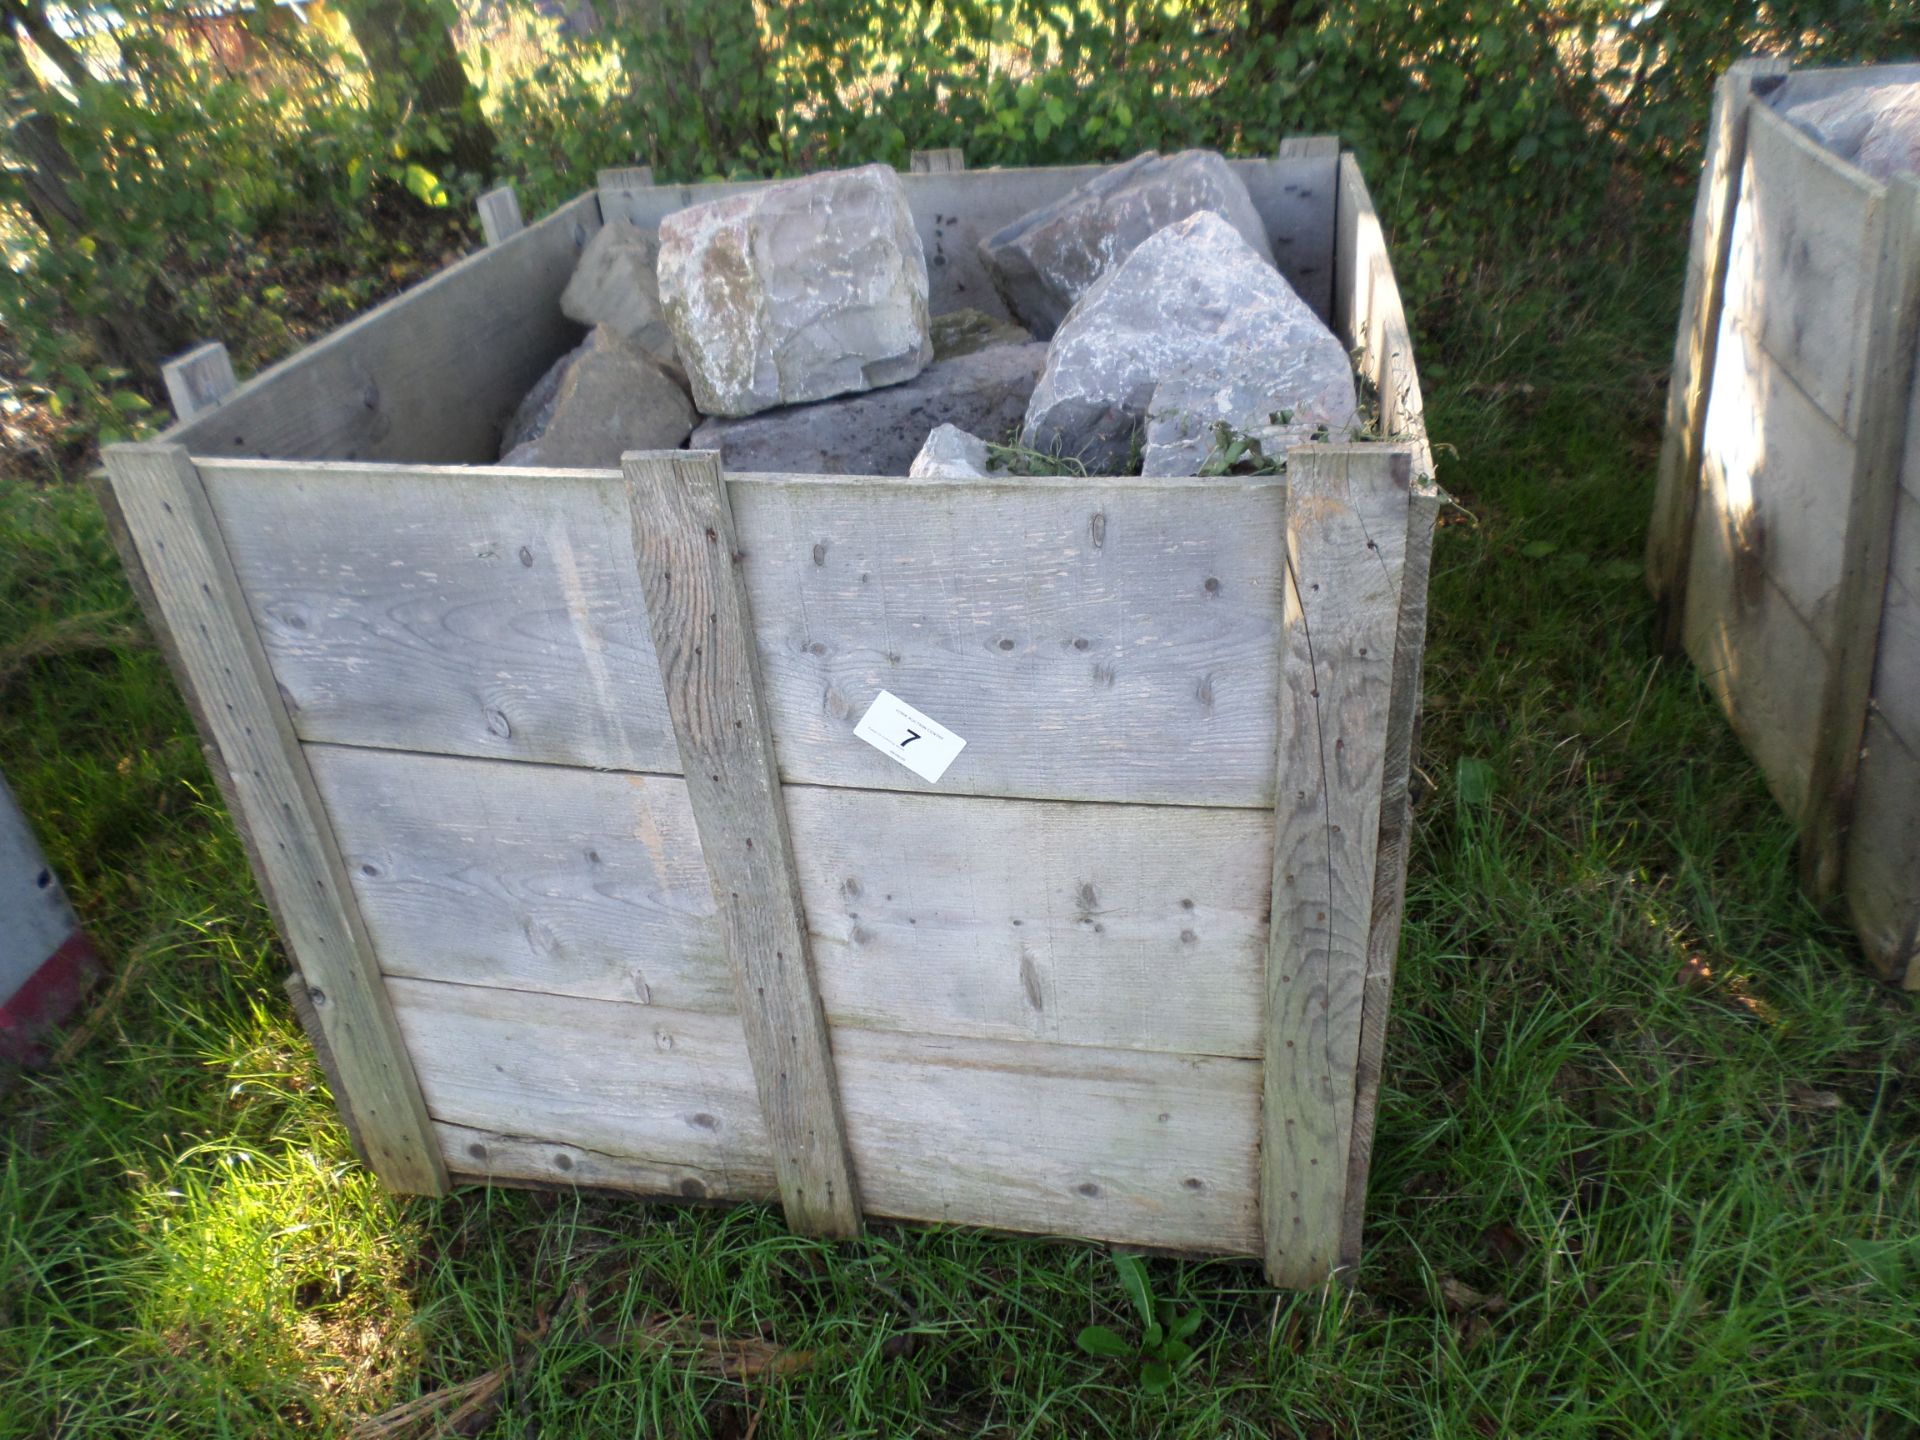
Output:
[1076, 1252, 1205, 1395]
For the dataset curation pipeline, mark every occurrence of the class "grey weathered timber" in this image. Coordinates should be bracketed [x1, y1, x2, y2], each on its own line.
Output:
[395, 972, 1261, 1252]
[1340, 479, 1441, 1269]
[307, 742, 1272, 1056]
[1278, 135, 1340, 160]
[161, 341, 237, 421]
[1845, 714, 1920, 989]
[283, 971, 369, 1165]
[910, 148, 966, 173]
[1262, 445, 1411, 1288]
[1334, 155, 1428, 467]
[1646, 57, 1790, 651]
[166, 193, 601, 463]
[99, 442, 445, 1194]
[1801, 176, 1920, 897]
[624, 449, 861, 1238]
[476, 185, 525, 246]
[597, 164, 656, 223]
[391, 975, 775, 1201]
[199, 458, 1293, 809]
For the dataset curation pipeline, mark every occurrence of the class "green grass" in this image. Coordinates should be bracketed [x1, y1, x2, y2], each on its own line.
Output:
[3, 227, 1918, 1438]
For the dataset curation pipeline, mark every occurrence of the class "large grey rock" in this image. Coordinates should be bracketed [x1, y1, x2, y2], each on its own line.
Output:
[1022, 211, 1355, 476]
[1784, 82, 1920, 184]
[499, 326, 696, 467]
[690, 342, 1046, 475]
[658, 164, 932, 418]
[909, 424, 992, 479]
[979, 150, 1275, 338]
[930, 307, 1031, 360]
[561, 220, 677, 367]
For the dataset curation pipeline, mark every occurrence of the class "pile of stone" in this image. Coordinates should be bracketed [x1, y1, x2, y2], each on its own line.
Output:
[1781, 80, 1920, 185]
[499, 151, 1356, 477]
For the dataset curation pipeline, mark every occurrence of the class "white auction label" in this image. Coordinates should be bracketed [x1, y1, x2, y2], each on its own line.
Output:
[853, 690, 967, 784]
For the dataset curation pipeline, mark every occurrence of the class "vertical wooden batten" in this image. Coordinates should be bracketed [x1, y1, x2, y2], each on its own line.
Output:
[98, 442, 447, 1195]
[1799, 175, 1920, 900]
[1262, 445, 1412, 1287]
[476, 185, 526, 247]
[161, 342, 237, 422]
[623, 449, 862, 1239]
[1646, 56, 1790, 651]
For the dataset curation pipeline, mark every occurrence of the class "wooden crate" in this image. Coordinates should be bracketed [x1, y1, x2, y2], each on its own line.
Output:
[101, 146, 1440, 1285]
[1647, 61, 1920, 991]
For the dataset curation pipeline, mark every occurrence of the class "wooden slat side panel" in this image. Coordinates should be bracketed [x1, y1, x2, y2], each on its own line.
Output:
[1647, 58, 1791, 643]
[396, 977, 1259, 1251]
[1875, 487, 1920, 745]
[1699, 313, 1859, 646]
[1262, 446, 1412, 1288]
[389, 978, 776, 1202]
[1843, 716, 1920, 989]
[626, 450, 862, 1239]
[1767, 63, 1920, 115]
[308, 744, 1271, 1057]
[1333, 157, 1429, 472]
[596, 160, 1340, 326]
[793, 785, 1268, 1057]
[1735, 105, 1885, 437]
[1682, 464, 1832, 822]
[730, 474, 1288, 809]
[308, 746, 729, 1012]
[168, 194, 601, 464]
[1340, 481, 1441, 1269]
[204, 462, 1292, 808]
[834, 1026, 1261, 1255]
[204, 466, 680, 774]
[1800, 176, 1920, 897]
[101, 443, 446, 1194]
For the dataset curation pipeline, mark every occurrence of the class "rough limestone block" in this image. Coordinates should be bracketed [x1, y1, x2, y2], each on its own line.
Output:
[561, 219, 677, 368]
[1784, 81, 1920, 184]
[1022, 211, 1355, 475]
[690, 342, 1046, 475]
[931, 307, 1032, 360]
[499, 326, 695, 468]
[909, 424, 993, 479]
[979, 149, 1276, 338]
[658, 164, 932, 418]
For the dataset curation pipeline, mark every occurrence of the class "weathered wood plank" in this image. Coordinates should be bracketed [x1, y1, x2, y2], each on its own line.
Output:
[389, 977, 775, 1202]
[476, 185, 525, 246]
[1700, 315, 1858, 644]
[590, 159, 1340, 327]
[1262, 445, 1411, 1288]
[1801, 176, 1920, 898]
[1682, 467, 1832, 823]
[394, 974, 1260, 1252]
[625, 449, 861, 1239]
[1340, 479, 1441, 1270]
[200, 460, 1293, 808]
[833, 1025, 1260, 1253]
[284, 970, 368, 1166]
[308, 743, 1272, 1056]
[909, 148, 966, 173]
[1844, 715, 1920, 989]
[1647, 57, 1791, 650]
[100, 442, 445, 1194]
[1735, 103, 1885, 436]
[1334, 157, 1429, 470]
[1769, 62, 1920, 111]
[727, 470, 1288, 808]
[166, 193, 601, 464]
[161, 342, 237, 421]
[1870, 486, 1920, 748]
